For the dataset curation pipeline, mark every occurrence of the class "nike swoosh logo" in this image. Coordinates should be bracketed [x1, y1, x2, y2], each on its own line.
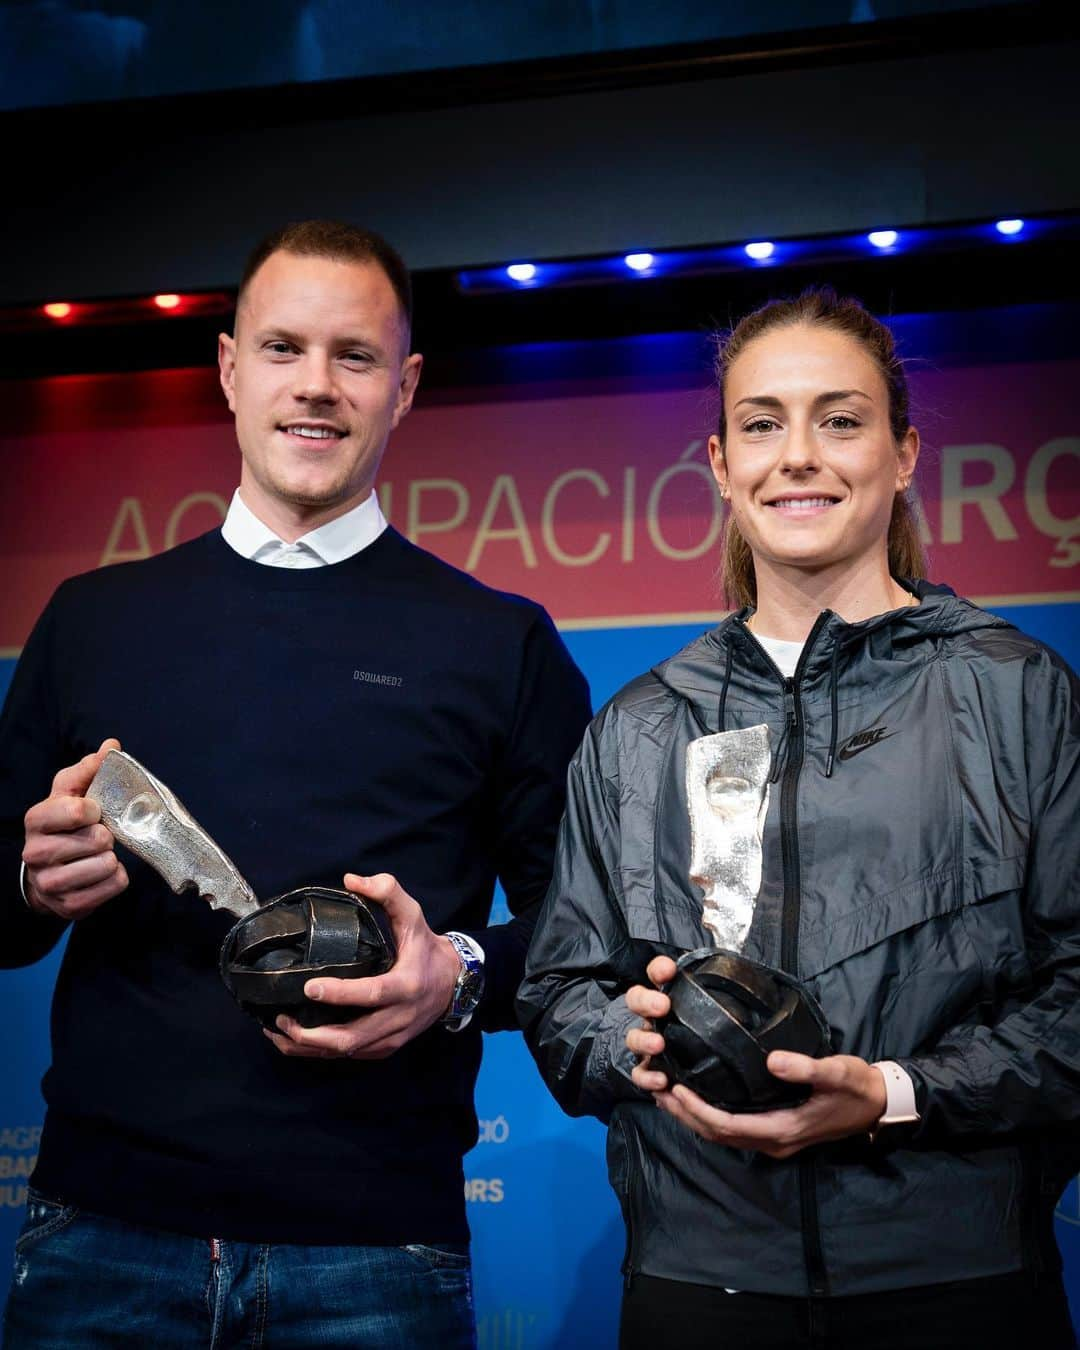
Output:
[837, 729, 897, 761]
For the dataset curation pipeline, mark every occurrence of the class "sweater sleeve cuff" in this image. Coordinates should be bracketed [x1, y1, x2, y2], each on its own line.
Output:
[2, 859, 69, 969]
[454, 921, 529, 1033]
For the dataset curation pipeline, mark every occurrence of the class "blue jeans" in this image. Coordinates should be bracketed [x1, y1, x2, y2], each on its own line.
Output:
[3, 1189, 476, 1349]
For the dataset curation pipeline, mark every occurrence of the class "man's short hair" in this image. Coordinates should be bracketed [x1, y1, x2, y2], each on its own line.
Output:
[237, 220, 413, 334]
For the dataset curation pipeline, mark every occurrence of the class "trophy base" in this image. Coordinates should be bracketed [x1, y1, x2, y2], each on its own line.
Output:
[220, 887, 394, 1030]
[653, 948, 831, 1113]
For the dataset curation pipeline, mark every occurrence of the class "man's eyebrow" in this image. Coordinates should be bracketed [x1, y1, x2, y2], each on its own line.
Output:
[251, 326, 302, 346]
[338, 337, 389, 359]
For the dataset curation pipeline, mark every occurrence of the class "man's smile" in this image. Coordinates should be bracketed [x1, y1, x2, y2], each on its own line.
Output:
[278, 420, 347, 442]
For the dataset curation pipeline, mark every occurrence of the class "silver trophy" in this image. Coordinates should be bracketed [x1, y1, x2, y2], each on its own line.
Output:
[654, 725, 830, 1111]
[687, 725, 772, 951]
[88, 749, 394, 1028]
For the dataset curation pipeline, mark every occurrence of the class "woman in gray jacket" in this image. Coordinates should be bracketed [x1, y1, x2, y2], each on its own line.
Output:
[518, 289, 1080, 1349]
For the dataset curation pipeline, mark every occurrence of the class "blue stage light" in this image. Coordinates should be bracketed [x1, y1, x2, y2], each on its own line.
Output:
[450, 212, 1078, 296]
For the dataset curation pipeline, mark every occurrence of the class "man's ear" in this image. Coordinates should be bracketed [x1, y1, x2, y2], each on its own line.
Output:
[218, 332, 237, 413]
[392, 352, 424, 429]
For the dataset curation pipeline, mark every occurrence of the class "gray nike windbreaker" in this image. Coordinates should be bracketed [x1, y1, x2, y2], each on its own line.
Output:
[518, 583, 1080, 1296]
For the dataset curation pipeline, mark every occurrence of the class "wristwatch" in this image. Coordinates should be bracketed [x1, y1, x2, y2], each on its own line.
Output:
[442, 931, 485, 1030]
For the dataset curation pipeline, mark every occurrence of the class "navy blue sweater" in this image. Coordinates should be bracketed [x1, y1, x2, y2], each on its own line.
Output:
[0, 527, 590, 1244]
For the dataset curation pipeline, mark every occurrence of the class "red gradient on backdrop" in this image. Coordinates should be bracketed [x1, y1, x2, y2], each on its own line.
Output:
[1, 358, 1078, 651]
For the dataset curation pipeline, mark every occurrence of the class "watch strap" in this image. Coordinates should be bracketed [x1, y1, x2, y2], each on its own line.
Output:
[442, 931, 485, 1030]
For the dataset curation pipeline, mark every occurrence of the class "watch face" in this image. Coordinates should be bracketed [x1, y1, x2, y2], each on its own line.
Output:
[456, 971, 483, 1013]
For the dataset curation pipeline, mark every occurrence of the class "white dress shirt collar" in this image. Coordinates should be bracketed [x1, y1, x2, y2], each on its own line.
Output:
[220, 490, 387, 568]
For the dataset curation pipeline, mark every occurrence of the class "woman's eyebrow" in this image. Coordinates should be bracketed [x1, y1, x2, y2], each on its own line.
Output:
[732, 389, 874, 412]
[813, 388, 872, 405]
[733, 395, 784, 411]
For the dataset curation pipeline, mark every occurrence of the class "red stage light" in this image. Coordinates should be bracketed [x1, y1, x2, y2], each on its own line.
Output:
[43, 302, 73, 319]
[153, 294, 182, 310]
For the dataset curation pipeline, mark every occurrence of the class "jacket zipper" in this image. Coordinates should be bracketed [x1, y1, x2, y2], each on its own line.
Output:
[776, 610, 827, 973]
[778, 681, 800, 970]
[776, 611, 831, 1298]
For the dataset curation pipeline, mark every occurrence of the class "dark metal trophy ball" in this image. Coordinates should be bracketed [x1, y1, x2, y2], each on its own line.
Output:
[88, 750, 394, 1029]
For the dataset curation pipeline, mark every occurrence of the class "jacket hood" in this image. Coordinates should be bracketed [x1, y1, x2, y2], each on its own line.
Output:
[647, 581, 1010, 775]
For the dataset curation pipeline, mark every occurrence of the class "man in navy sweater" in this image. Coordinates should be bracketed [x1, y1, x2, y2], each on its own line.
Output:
[0, 221, 590, 1348]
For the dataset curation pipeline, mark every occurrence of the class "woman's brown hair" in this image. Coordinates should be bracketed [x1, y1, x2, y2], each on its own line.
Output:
[715, 287, 926, 608]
